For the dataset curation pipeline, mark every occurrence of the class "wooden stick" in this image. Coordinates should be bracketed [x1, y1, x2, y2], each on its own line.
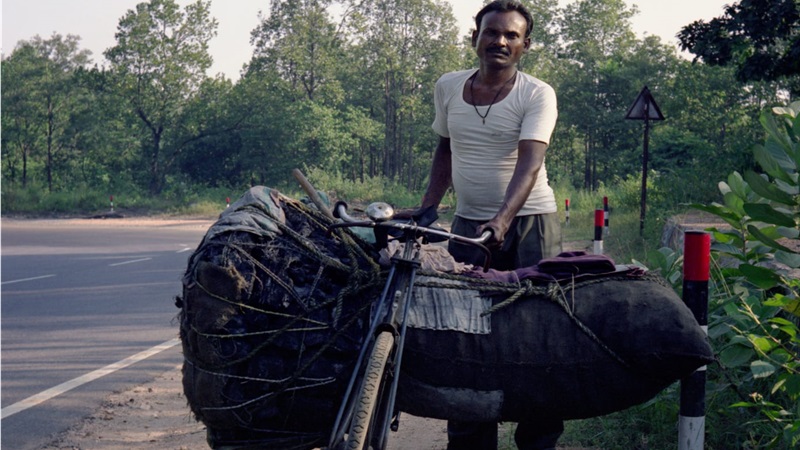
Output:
[292, 168, 335, 220]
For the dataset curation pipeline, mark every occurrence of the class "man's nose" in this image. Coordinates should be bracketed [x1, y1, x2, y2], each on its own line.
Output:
[493, 35, 507, 46]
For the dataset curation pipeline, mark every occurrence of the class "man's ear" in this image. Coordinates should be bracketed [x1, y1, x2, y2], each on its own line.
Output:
[523, 37, 531, 53]
[471, 29, 479, 48]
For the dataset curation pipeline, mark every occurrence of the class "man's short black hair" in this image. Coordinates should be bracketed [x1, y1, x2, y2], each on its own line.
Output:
[474, 0, 534, 38]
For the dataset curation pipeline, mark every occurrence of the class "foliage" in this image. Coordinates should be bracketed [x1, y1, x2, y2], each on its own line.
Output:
[1, 181, 234, 217]
[694, 102, 800, 448]
[103, 0, 219, 194]
[337, 0, 462, 187]
[301, 165, 424, 208]
[249, 0, 343, 103]
[553, 0, 642, 190]
[0, 34, 93, 192]
[555, 102, 799, 448]
[2, 0, 793, 207]
[677, 0, 800, 91]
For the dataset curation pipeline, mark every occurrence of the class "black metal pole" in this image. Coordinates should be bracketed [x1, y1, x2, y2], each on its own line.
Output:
[640, 117, 649, 236]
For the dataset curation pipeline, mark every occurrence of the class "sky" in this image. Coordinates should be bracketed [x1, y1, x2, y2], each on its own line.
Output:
[2, 0, 730, 80]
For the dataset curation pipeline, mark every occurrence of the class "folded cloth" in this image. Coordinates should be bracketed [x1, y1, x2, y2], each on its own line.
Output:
[536, 251, 617, 278]
[464, 251, 619, 283]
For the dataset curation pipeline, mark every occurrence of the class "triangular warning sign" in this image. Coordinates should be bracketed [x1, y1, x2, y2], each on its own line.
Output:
[625, 86, 664, 121]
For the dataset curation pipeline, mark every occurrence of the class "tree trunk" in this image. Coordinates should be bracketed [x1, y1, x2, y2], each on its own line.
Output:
[47, 96, 54, 192]
[149, 130, 163, 195]
[384, 70, 393, 178]
[22, 144, 29, 189]
[583, 138, 592, 190]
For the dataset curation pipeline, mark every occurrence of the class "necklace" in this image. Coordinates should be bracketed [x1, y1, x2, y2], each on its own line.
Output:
[469, 70, 517, 124]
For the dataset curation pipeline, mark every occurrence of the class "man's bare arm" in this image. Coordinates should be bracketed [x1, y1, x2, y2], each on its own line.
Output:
[420, 136, 453, 209]
[479, 139, 547, 243]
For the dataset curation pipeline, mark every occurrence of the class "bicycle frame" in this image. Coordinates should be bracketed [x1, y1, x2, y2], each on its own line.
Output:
[326, 202, 490, 450]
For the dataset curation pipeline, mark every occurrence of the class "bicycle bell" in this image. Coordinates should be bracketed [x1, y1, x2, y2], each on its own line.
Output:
[365, 202, 394, 222]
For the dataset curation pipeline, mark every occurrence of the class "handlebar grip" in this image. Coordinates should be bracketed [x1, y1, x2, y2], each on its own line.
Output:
[332, 201, 349, 220]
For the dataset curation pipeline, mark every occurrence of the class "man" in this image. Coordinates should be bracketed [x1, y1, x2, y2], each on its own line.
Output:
[418, 1, 563, 449]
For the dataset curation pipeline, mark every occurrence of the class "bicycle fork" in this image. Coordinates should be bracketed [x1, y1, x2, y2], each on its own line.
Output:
[328, 245, 421, 450]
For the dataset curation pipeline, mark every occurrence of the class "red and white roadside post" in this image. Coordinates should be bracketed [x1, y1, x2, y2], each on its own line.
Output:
[679, 231, 710, 450]
[226, 197, 231, 208]
[603, 196, 609, 235]
[593, 209, 604, 255]
[565, 199, 570, 226]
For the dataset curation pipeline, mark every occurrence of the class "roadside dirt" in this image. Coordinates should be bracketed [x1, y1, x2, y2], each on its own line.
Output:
[42, 362, 449, 449]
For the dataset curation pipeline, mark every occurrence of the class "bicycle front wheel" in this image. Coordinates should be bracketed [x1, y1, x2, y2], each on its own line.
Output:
[346, 331, 394, 450]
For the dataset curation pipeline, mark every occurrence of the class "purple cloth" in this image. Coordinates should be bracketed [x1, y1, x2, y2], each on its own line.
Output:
[536, 251, 617, 278]
[464, 251, 622, 283]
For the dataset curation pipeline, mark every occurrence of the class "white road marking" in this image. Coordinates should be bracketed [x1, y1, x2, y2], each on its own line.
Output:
[1, 274, 56, 285]
[109, 257, 152, 267]
[177, 247, 193, 253]
[0, 338, 180, 420]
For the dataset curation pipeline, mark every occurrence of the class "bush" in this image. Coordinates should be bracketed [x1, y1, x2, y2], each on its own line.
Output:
[558, 102, 800, 449]
[2, 184, 109, 215]
[302, 165, 438, 209]
[688, 102, 800, 448]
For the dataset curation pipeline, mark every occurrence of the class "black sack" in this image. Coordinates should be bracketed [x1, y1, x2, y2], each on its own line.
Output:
[397, 271, 715, 422]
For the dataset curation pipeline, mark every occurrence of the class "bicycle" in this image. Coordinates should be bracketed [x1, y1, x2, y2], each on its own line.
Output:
[324, 201, 492, 450]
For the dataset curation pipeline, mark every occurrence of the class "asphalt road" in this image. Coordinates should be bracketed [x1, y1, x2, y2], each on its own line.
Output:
[1, 217, 213, 449]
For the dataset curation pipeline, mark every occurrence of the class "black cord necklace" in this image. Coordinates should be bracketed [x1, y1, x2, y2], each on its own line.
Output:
[469, 70, 517, 124]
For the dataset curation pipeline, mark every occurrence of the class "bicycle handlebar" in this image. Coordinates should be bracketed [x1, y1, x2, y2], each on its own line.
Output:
[329, 201, 492, 271]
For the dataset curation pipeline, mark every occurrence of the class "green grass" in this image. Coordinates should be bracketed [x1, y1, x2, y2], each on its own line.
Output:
[1, 183, 240, 218]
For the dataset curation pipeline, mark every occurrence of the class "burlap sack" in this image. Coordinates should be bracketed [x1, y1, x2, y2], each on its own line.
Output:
[179, 187, 382, 449]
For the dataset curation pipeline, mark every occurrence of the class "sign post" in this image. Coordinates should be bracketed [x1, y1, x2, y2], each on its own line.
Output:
[625, 86, 664, 235]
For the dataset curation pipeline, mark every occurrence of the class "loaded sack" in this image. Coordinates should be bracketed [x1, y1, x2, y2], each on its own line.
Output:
[178, 186, 714, 449]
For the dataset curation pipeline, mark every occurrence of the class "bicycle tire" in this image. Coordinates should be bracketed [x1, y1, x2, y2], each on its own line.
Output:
[346, 331, 394, 450]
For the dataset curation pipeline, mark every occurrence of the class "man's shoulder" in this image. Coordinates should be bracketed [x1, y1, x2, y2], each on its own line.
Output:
[518, 72, 554, 91]
[437, 69, 476, 86]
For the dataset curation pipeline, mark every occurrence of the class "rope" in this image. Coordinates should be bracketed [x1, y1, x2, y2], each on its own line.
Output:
[411, 269, 670, 370]
[548, 278, 633, 369]
[193, 280, 327, 326]
[480, 280, 561, 317]
[183, 197, 385, 404]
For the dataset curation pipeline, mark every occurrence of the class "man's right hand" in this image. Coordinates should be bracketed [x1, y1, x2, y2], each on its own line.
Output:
[477, 218, 509, 249]
[392, 205, 439, 227]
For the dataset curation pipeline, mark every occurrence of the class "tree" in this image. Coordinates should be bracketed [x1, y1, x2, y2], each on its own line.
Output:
[677, 0, 800, 92]
[1, 34, 92, 191]
[104, 0, 218, 194]
[517, 0, 561, 78]
[245, 0, 358, 185]
[340, 0, 461, 188]
[2, 44, 43, 189]
[555, 0, 639, 189]
[249, 0, 344, 103]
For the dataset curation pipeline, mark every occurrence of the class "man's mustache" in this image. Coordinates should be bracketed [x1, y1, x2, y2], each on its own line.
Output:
[487, 47, 510, 56]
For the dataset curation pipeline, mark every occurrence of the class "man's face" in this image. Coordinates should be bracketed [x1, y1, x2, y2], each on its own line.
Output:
[472, 10, 530, 70]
